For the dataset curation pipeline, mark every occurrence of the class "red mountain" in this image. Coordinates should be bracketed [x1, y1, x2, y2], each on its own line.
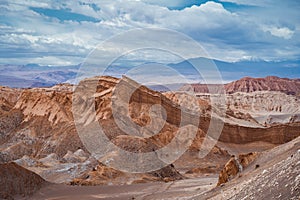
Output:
[180, 76, 300, 94]
[225, 76, 300, 94]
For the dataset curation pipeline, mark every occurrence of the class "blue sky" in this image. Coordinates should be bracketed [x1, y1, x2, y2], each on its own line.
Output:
[0, 0, 299, 66]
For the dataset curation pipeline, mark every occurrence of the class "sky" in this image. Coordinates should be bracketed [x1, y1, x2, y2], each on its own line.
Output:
[0, 0, 300, 66]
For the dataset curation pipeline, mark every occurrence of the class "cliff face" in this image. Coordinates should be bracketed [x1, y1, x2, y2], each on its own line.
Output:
[14, 88, 73, 124]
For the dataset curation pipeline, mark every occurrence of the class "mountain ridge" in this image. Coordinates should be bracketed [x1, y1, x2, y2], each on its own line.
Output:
[1, 57, 299, 88]
[181, 76, 300, 95]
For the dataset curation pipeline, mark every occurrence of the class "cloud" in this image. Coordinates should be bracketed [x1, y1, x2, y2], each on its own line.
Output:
[0, 0, 299, 66]
[263, 26, 294, 39]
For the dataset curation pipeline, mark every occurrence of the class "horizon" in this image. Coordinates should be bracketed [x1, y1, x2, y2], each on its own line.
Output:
[0, 58, 299, 88]
[0, 1, 299, 87]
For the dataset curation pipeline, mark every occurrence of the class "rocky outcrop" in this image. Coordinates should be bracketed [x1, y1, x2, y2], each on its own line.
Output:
[0, 86, 21, 105]
[217, 152, 258, 186]
[70, 162, 183, 186]
[14, 87, 73, 124]
[0, 162, 46, 199]
[238, 152, 258, 169]
[217, 156, 240, 186]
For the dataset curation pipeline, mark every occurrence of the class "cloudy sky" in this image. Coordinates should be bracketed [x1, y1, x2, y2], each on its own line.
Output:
[0, 0, 299, 66]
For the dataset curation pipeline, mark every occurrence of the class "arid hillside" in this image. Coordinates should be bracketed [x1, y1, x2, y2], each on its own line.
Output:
[0, 75, 299, 199]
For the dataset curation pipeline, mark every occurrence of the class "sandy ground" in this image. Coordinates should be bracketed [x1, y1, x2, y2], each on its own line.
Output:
[27, 176, 217, 200]
[26, 136, 300, 200]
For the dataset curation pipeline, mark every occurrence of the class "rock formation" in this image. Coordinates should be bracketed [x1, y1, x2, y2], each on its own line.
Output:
[217, 152, 258, 186]
[217, 156, 240, 186]
[70, 162, 183, 186]
[225, 76, 300, 94]
[0, 75, 300, 199]
[180, 76, 300, 95]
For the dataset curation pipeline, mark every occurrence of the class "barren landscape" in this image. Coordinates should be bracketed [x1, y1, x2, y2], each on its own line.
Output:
[0, 75, 299, 199]
[1, 0, 299, 199]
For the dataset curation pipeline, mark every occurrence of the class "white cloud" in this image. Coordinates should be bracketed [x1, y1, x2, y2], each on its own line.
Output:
[263, 26, 294, 39]
[0, 0, 299, 66]
[158, 2, 236, 30]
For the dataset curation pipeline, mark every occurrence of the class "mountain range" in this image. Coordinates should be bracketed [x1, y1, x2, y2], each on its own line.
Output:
[0, 58, 299, 88]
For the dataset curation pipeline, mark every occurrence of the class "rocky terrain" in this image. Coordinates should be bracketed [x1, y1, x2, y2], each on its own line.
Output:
[225, 76, 300, 94]
[180, 76, 300, 126]
[28, 136, 300, 200]
[0, 75, 299, 199]
[181, 76, 300, 95]
[225, 91, 300, 125]
[201, 135, 300, 200]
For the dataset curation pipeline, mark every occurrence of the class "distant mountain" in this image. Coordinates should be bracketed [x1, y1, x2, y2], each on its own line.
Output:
[169, 57, 300, 82]
[0, 64, 79, 88]
[0, 58, 299, 88]
[180, 76, 300, 95]
[225, 76, 300, 94]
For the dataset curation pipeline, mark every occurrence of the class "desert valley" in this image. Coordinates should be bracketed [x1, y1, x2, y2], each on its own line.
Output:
[0, 75, 299, 200]
[1, 0, 300, 199]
